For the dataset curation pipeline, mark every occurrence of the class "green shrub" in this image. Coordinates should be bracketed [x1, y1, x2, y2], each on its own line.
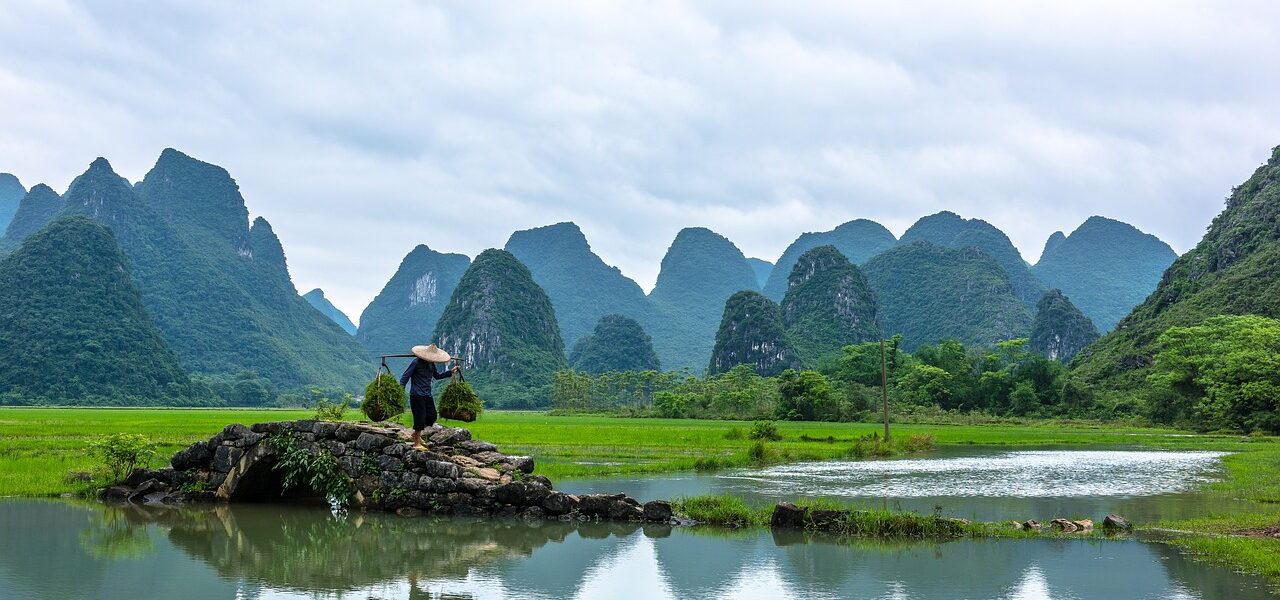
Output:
[723, 427, 744, 440]
[747, 440, 768, 463]
[900, 433, 936, 453]
[312, 394, 352, 422]
[850, 432, 894, 458]
[673, 495, 769, 527]
[268, 434, 353, 505]
[362, 371, 406, 422]
[748, 420, 782, 441]
[88, 433, 156, 484]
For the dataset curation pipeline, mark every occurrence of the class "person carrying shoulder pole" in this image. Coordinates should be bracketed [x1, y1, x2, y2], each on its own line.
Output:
[399, 343, 459, 450]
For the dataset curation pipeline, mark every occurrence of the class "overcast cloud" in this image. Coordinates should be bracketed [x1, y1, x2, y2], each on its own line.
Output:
[2, 0, 1279, 319]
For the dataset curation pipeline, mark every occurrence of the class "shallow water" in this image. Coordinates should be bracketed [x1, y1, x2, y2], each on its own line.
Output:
[560, 446, 1251, 523]
[0, 499, 1273, 599]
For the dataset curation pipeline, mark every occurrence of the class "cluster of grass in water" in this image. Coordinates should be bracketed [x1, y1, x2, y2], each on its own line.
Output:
[670, 495, 1043, 540]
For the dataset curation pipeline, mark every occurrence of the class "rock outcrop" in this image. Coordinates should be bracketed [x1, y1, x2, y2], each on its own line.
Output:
[101, 420, 671, 524]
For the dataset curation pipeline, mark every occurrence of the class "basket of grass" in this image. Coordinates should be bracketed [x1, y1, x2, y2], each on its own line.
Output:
[439, 369, 483, 422]
[362, 364, 406, 422]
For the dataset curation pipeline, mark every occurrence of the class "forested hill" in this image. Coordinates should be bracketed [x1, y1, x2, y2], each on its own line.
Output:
[0, 216, 202, 405]
[779, 245, 880, 365]
[303, 289, 357, 336]
[0, 173, 24, 234]
[648, 227, 760, 372]
[1029, 289, 1098, 362]
[55, 152, 370, 392]
[762, 219, 896, 300]
[357, 244, 470, 359]
[1073, 146, 1280, 393]
[569, 314, 660, 374]
[899, 211, 1046, 309]
[1, 184, 63, 250]
[864, 241, 1033, 351]
[709, 290, 799, 376]
[1033, 216, 1177, 331]
[505, 222, 654, 348]
[434, 249, 567, 407]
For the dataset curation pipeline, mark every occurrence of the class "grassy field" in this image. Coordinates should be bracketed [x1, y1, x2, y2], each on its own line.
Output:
[1, 407, 1277, 585]
[0, 407, 1253, 496]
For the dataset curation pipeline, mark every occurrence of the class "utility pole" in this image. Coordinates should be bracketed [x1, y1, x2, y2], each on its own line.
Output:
[880, 338, 890, 444]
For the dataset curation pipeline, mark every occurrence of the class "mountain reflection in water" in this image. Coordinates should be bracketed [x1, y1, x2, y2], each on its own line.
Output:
[0, 499, 1272, 599]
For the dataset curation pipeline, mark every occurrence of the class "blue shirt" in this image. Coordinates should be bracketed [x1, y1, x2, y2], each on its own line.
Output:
[399, 358, 453, 397]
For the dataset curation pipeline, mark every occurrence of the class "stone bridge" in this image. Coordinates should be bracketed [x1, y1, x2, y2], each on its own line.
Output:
[100, 419, 673, 523]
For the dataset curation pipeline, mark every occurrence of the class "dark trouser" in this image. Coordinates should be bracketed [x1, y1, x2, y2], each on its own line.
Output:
[410, 394, 437, 432]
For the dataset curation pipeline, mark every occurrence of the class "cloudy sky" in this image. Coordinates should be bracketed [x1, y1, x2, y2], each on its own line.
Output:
[3, 1, 1279, 319]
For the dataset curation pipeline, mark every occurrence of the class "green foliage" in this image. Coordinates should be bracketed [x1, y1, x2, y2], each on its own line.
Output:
[88, 433, 157, 484]
[746, 439, 769, 463]
[723, 427, 745, 440]
[832, 337, 903, 387]
[779, 245, 880, 365]
[0, 216, 206, 406]
[1073, 147, 1280, 399]
[899, 211, 1046, 309]
[505, 222, 656, 349]
[776, 369, 836, 421]
[302, 289, 357, 336]
[434, 248, 568, 408]
[1147, 315, 1280, 433]
[267, 433, 354, 505]
[850, 432, 893, 458]
[569, 314, 660, 374]
[863, 242, 1032, 351]
[762, 219, 897, 301]
[709, 291, 799, 376]
[1029, 289, 1099, 362]
[362, 371, 406, 422]
[648, 227, 760, 372]
[356, 244, 470, 358]
[673, 495, 769, 528]
[439, 376, 484, 422]
[901, 433, 937, 453]
[748, 420, 782, 441]
[1032, 216, 1176, 332]
[552, 365, 779, 420]
[311, 388, 353, 422]
[554, 335, 1084, 421]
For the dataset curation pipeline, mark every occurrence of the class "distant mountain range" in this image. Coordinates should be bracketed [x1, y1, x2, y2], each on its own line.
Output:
[1032, 216, 1176, 332]
[1, 146, 1211, 407]
[1, 150, 371, 402]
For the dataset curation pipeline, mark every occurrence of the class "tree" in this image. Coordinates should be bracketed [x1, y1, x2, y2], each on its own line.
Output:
[776, 369, 836, 421]
[1147, 315, 1280, 433]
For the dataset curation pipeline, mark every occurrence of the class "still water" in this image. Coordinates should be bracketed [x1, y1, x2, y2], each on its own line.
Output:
[560, 447, 1249, 523]
[0, 499, 1273, 600]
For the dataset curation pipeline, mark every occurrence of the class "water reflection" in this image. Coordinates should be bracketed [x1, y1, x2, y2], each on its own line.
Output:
[560, 447, 1253, 523]
[0, 500, 1273, 599]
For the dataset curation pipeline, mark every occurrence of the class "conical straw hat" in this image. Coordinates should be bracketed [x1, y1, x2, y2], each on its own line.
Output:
[411, 343, 451, 362]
